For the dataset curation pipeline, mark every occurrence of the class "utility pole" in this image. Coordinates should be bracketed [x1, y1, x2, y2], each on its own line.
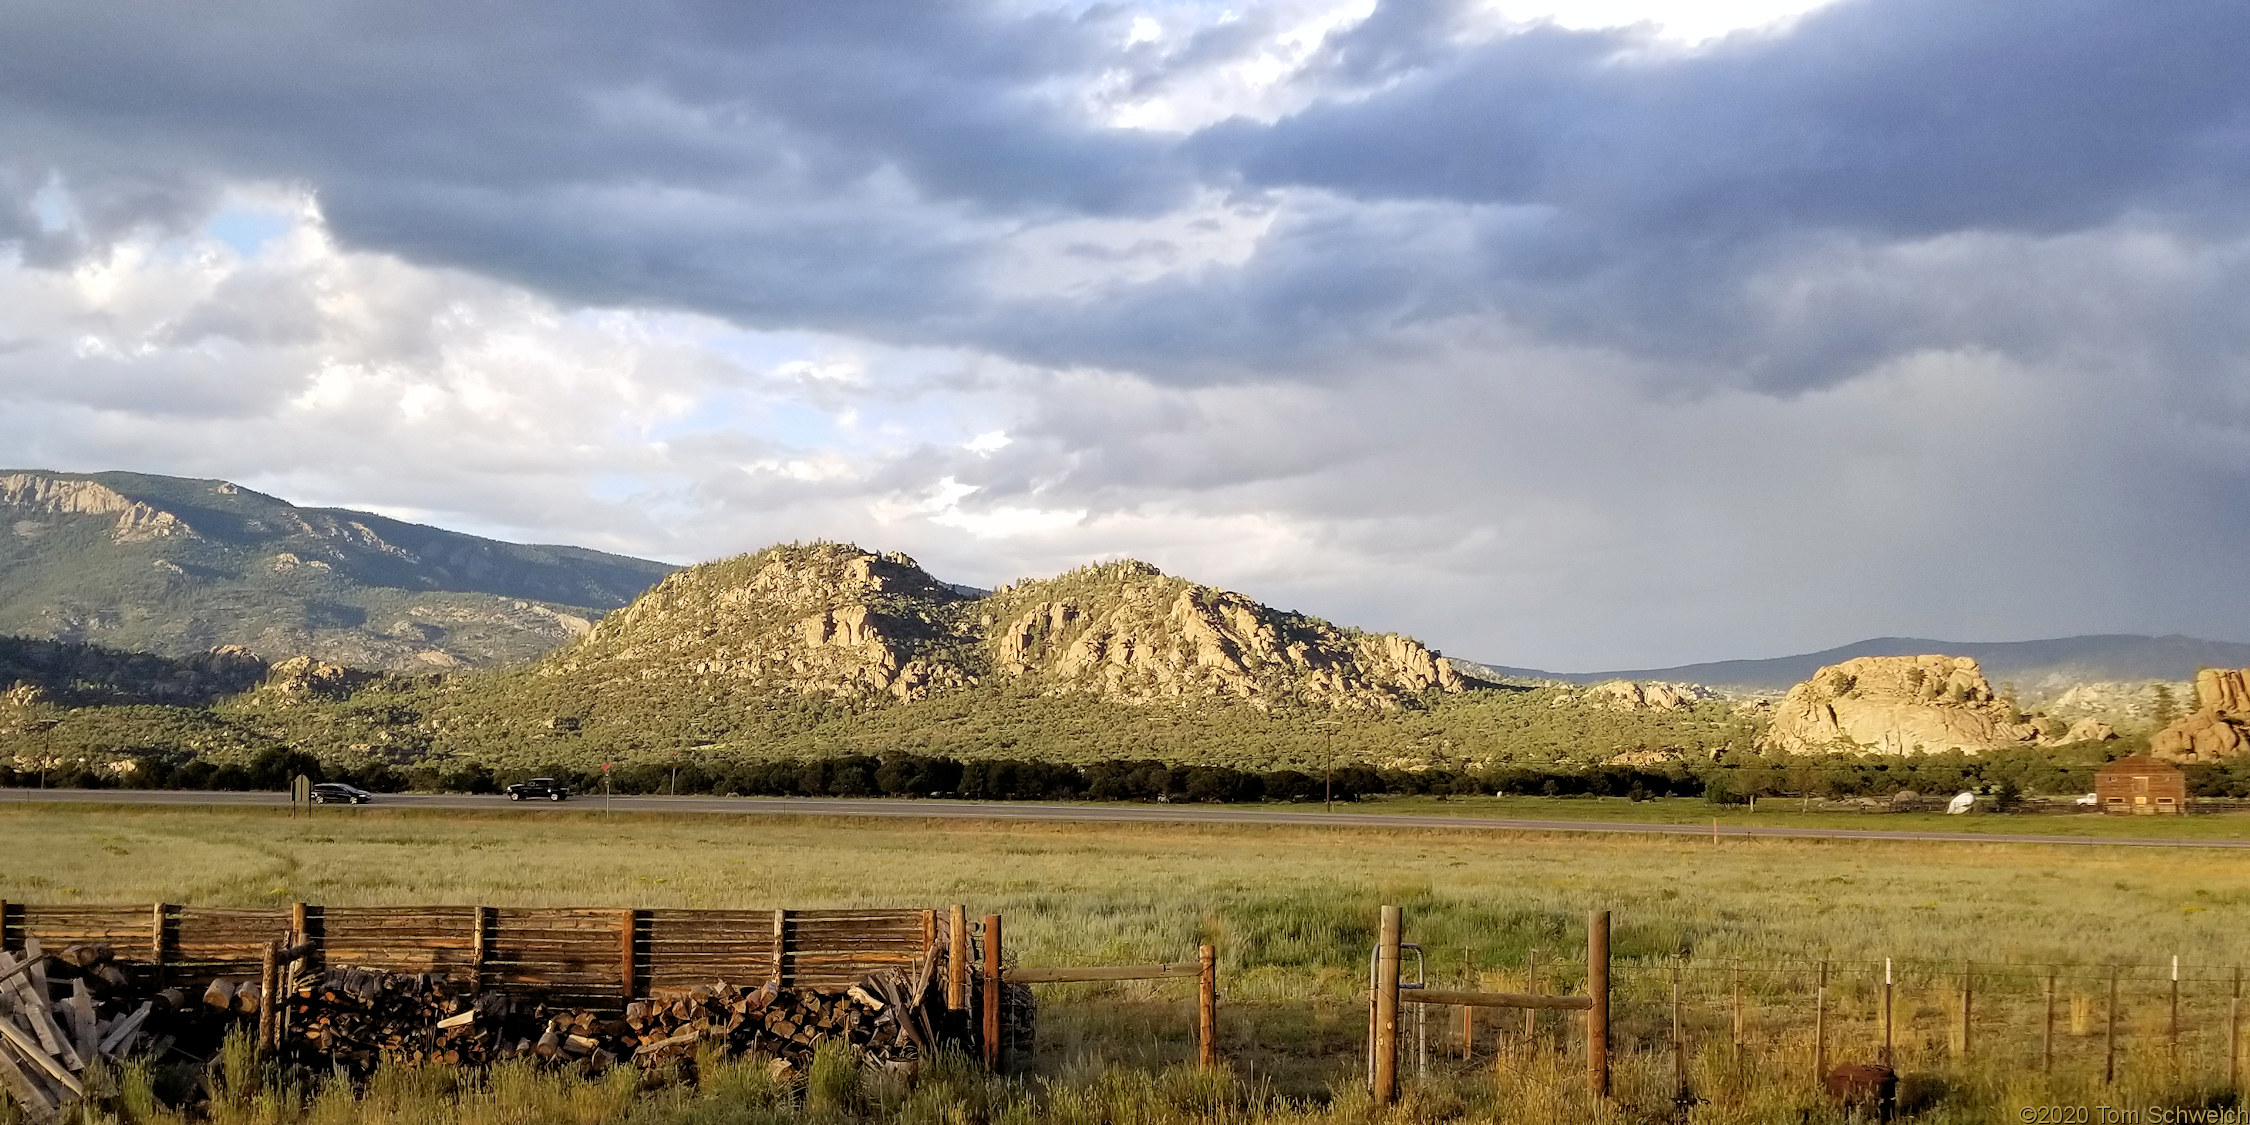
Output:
[1315, 720, 1342, 812]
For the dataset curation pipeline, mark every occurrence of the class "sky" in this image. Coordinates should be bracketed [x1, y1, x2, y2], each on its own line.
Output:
[3, 0, 2248, 671]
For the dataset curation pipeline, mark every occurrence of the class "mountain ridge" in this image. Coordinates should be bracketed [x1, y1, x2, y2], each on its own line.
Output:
[0, 468, 676, 671]
[1463, 634, 2250, 697]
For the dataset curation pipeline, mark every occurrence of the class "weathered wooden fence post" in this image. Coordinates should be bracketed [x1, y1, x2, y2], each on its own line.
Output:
[1672, 963, 1687, 1102]
[1198, 943, 1217, 1070]
[1731, 960, 1743, 1081]
[256, 940, 278, 1053]
[983, 914, 1003, 1071]
[948, 905, 968, 1011]
[1882, 959, 1894, 1067]
[2105, 963, 2120, 1085]
[2231, 967, 2242, 1092]
[1373, 905, 1402, 1103]
[2043, 970, 2056, 1074]
[1958, 960, 1971, 1061]
[471, 906, 490, 993]
[772, 909, 789, 987]
[2169, 955, 2180, 1073]
[1588, 909, 1610, 1100]
[1525, 949, 1539, 1043]
[283, 902, 310, 1043]
[150, 903, 170, 987]
[1814, 960, 1828, 1082]
[618, 909, 638, 1003]
[1460, 949, 1474, 1061]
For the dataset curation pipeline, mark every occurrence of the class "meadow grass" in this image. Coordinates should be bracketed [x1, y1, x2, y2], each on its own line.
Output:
[1364, 794, 2250, 840]
[3, 802, 2246, 1120]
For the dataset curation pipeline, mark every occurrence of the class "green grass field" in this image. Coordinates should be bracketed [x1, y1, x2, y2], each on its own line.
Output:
[1363, 793, 2250, 839]
[4, 802, 2246, 1123]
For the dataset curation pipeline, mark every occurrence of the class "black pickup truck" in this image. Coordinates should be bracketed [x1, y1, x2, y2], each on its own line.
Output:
[506, 777, 572, 801]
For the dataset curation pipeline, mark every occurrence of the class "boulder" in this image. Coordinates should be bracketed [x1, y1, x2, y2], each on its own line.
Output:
[2195, 668, 2250, 714]
[2062, 717, 2117, 743]
[257, 654, 373, 701]
[2151, 710, 2249, 763]
[1762, 655, 2040, 755]
[2148, 667, 2250, 763]
[1569, 680, 1708, 712]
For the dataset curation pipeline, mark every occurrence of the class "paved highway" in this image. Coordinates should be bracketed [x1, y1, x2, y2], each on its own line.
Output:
[4, 787, 2245, 849]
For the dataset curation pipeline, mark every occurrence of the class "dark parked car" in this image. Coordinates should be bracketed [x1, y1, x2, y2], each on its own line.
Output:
[310, 782, 374, 805]
[507, 777, 572, 801]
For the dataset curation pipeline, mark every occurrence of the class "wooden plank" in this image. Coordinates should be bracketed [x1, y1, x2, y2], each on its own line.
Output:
[1009, 963, 1203, 984]
[0, 1037, 59, 1120]
[98, 1002, 152, 1056]
[19, 906, 144, 927]
[17, 943, 81, 1070]
[66, 980, 98, 1061]
[0, 1016, 82, 1097]
[1398, 987, 1594, 1011]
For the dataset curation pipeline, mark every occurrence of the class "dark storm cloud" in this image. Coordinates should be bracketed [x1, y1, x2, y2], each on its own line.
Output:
[6, 0, 2250, 664]
[1148, 0, 2250, 388]
[4, 0, 2248, 388]
[0, 0, 1185, 321]
[1230, 1, 2250, 230]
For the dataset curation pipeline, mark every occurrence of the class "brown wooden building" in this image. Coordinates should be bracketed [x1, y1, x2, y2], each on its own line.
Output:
[2095, 755, 2189, 815]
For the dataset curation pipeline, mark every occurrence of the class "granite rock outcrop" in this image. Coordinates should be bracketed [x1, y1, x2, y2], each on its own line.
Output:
[1763, 655, 2041, 755]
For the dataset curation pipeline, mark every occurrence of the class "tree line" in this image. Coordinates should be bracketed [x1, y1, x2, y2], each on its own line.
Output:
[10, 744, 2247, 802]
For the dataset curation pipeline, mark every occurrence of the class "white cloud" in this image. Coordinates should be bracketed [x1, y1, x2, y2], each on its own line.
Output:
[2, 0, 2247, 672]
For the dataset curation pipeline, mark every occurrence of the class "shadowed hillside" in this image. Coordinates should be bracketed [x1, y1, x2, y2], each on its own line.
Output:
[0, 469, 675, 671]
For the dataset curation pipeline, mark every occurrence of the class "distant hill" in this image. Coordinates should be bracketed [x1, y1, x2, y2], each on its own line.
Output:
[533, 541, 1463, 715]
[191, 542, 1741, 773]
[1466, 634, 2250, 697]
[0, 469, 676, 671]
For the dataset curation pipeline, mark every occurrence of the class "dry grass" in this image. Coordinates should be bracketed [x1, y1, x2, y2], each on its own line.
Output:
[3, 802, 2246, 1120]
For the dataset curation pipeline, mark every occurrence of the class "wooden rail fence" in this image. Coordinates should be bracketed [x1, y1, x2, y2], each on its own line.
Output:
[0, 901, 942, 1009]
[1369, 905, 1611, 1104]
[1005, 949, 1220, 1070]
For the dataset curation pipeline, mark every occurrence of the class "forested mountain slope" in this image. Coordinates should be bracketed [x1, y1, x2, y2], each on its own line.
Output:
[0, 469, 674, 671]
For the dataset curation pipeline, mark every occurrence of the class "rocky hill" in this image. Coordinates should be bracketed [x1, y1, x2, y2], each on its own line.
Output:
[0, 635, 268, 707]
[1762, 655, 2047, 755]
[0, 469, 675, 671]
[1482, 634, 2250, 702]
[535, 543, 1463, 714]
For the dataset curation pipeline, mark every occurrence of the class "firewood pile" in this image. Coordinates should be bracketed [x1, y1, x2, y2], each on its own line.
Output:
[0, 941, 180, 1124]
[0, 915, 1033, 1121]
[274, 966, 963, 1079]
[278, 968, 524, 1074]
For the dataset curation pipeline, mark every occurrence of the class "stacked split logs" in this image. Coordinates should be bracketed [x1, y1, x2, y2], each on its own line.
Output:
[279, 968, 523, 1074]
[0, 941, 176, 1124]
[274, 967, 950, 1079]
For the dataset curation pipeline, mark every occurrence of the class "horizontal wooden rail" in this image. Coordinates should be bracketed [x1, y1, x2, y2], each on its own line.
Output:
[1008, 962, 1202, 984]
[1398, 987, 1593, 1011]
[1, 902, 945, 1006]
